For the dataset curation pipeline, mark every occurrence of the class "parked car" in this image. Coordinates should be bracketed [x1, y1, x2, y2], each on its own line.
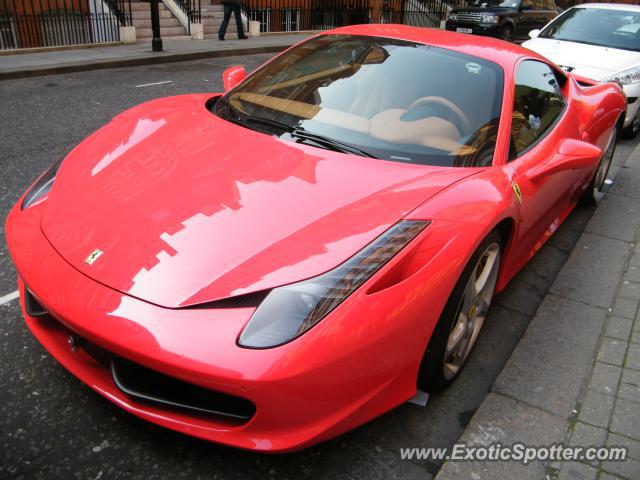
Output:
[523, 3, 640, 138]
[6, 25, 626, 452]
[445, 0, 559, 42]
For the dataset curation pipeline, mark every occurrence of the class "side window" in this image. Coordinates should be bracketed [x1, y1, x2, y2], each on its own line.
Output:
[521, 0, 534, 10]
[511, 60, 564, 157]
[544, 0, 555, 11]
[532, 0, 544, 11]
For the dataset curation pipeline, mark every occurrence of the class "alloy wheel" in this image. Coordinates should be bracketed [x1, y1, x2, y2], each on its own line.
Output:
[443, 242, 501, 380]
[593, 127, 617, 202]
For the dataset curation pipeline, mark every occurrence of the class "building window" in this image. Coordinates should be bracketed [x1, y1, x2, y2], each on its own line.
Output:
[282, 9, 300, 32]
[0, 12, 17, 49]
[248, 8, 271, 33]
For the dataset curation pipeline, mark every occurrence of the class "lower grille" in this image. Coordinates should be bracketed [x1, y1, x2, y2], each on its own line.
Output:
[25, 288, 48, 317]
[111, 356, 256, 422]
[23, 285, 256, 424]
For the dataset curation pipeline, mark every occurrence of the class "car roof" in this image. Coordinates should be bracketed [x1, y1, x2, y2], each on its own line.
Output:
[571, 3, 640, 12]
[320, 24, 546, 71]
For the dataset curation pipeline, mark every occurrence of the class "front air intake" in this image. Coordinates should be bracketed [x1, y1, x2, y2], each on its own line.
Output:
[111, 356, 256, 422]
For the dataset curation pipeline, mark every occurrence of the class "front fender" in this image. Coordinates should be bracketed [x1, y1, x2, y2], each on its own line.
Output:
[405, 167, 521, 292]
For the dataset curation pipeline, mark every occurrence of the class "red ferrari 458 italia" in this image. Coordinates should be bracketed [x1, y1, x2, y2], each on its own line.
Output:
[6, 25, 626, 452]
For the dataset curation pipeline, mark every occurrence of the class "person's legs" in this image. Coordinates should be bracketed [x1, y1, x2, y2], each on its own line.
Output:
[218, 3, 232, 40]
[232, 5, 247, 38]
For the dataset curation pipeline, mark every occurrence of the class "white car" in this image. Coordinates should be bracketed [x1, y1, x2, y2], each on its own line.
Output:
[523, 3, 640, 138]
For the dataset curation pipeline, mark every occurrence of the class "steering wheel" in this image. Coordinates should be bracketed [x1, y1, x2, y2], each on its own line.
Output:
[407, 96, 472, 136]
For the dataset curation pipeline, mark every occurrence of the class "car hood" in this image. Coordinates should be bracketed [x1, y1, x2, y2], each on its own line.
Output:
[522, 37, 640, 80]
[42, 94, 475, 308]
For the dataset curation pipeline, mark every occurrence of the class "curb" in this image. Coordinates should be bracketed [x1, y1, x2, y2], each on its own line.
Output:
[436, 142, 640, 479]
[0, 44, 290, 80]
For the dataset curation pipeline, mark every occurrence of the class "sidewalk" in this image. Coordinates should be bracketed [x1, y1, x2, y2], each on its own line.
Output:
[436, 144, 640, 479]
[0, 34, 311, 80]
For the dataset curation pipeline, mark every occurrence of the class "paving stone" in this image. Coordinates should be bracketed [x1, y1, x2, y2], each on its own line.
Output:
[601, 457, 640, 480]
[558, 461, 598, 480]
[589, 362, 622, 396]
[631, 253, 640, 268]
[609, 159, 640, 199]
[619, 282, 640, 301]
[598, 472, 624, 480]
[608, 433, 640, 461]
[625, 343, 640, 371]
[570, 422, 607, 448]
[586, 194, 640, 243]
[632, 330, 640, 345]
[621, 368, 640, 387]
[625, 266, 640, 284]
[618, 383, 640, 404]
[598, 338, 628, 366]
[578, 390, 615, 428]
[612, 298, 639, 319]
[493, 295, 606, 417]
[611, 398, 640, 439]
[436, 393, 565, 480]
[551, 234, 629, 309]
[606, 317, 634, 340]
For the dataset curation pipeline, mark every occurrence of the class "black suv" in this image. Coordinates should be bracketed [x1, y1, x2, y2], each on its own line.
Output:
[445, 0, 558, 42]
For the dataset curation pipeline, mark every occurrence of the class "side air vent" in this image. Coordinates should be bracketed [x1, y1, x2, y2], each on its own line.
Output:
[111, 356, 256, 422]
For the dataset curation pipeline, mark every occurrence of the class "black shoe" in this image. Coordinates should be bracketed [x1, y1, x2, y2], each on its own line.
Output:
[238, 35, 249, 40]
[218, 35, 224, 41]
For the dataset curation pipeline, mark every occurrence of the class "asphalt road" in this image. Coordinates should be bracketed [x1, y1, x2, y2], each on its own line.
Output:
[0, 55, 637, 480]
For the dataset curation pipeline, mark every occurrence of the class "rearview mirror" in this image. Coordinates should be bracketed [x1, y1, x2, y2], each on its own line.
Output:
[526, 139, 602, 181]
[223, 66, 246, 92]
[528, 29, 540, 39]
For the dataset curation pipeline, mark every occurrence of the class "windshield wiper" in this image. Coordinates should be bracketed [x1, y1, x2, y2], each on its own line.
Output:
[244, 115, 379, 159]
[243, 115, 294, 133]
[288, 128, 379, 159]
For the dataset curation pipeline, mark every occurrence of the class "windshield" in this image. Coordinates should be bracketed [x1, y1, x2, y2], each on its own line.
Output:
[469, 0, 520, 8]
[539, 7, 640, 52]
[214, 35, 504, 167]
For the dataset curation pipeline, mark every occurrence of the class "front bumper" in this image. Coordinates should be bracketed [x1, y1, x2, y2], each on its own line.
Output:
[6, 200, 449, 452]
[622, 83, 640, 127]
[445, 21, 502, 37]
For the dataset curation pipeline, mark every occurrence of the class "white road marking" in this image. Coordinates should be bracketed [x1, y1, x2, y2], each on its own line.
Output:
[0, 290, 19, 305]
[135, 80, 173, 88]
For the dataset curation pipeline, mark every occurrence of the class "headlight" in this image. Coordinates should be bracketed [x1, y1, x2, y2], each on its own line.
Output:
[238, 220, 430, 348]
[602, 66, 640, 86]
[481, 14, 499, 24]
[21, 160, 62, 210]
[448, 13, 458, 21]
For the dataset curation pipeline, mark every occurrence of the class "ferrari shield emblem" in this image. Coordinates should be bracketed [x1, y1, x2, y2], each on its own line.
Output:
[85, 249, 104, 265]
[512, 182, 523, 205]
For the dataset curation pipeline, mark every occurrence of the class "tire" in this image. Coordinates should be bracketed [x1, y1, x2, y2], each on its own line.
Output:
[622, 109, 640, 139]
[499, 25, 513, 42]
[418, 231, 502, 392]
[580, 126, 618, 206]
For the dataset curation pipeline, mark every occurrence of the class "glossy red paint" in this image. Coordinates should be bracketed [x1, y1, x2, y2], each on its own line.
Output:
[5, 25, 626, 451]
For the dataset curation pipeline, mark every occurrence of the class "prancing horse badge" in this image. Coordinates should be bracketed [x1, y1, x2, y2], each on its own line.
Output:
[85, 249, 104, 265]
[512, 182, 523, 205]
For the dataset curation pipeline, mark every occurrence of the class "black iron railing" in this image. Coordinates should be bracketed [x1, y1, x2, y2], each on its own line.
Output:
[381, 0, 464, 27]
[104, 0, 132, 26]
[172, 0, 200, 33]
[245, 0, 371, 33]
[0, 0, 131, 49]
